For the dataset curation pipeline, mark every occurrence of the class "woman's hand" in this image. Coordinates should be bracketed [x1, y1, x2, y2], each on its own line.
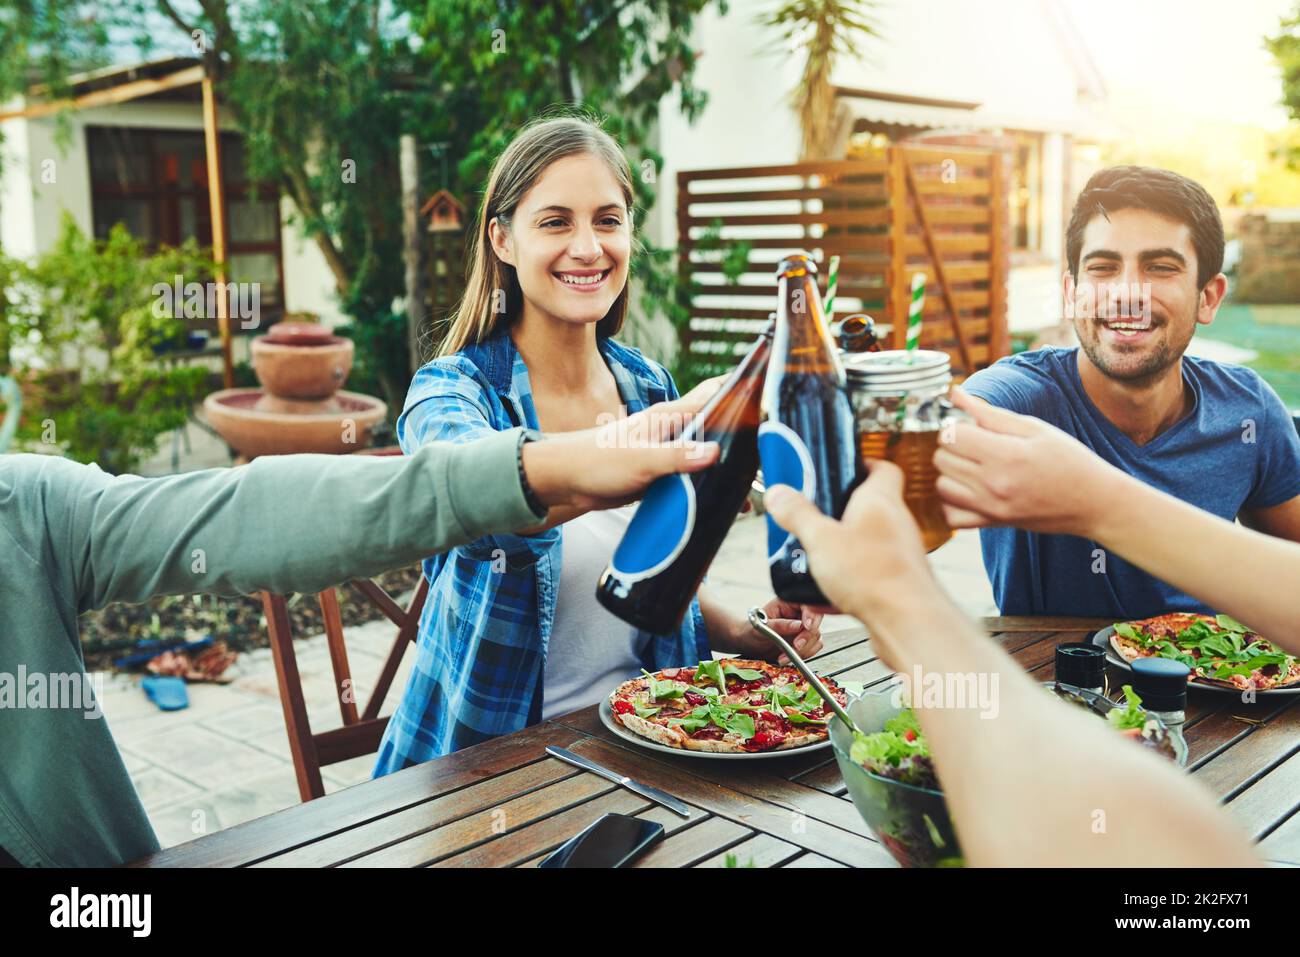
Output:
[933, 388, 1125, 536]
[521, 383, 724, 515]
[725, 598, 824, 665]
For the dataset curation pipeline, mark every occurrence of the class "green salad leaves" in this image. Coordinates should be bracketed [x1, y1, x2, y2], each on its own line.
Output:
[850, 709, 929, 769]
[1106, 685, 1147, 731]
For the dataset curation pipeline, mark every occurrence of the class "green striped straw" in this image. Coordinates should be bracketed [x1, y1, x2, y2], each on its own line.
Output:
[824, 254, 840, 324]
[907, 271, 926, 354]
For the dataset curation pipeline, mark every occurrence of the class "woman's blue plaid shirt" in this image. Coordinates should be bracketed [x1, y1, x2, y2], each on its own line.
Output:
[373, 329, 711, 773]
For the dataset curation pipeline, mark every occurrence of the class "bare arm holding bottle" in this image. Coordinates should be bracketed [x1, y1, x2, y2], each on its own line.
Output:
[934, 389, 1300, 649]
[764, 466, 1259, 867]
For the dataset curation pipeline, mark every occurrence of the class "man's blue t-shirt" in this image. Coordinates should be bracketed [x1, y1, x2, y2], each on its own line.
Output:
[963, 347, 1300, 618]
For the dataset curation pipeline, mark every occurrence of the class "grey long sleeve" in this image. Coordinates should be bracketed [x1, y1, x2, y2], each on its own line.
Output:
[0, 428, 543, 867]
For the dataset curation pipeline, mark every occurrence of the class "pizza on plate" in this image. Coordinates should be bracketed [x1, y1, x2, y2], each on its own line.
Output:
[609, 659, 850, 753]
[1110, 613, 1300, 691]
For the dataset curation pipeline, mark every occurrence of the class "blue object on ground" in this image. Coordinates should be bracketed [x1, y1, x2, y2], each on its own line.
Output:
[141, 676, 189, 712]
[113, 635, 213, 671]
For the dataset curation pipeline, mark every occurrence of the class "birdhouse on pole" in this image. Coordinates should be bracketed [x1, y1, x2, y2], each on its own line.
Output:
[420, 189, 466, 233]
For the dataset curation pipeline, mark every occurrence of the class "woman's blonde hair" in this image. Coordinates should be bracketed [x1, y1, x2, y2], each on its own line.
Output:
[435, 114, 637, 358]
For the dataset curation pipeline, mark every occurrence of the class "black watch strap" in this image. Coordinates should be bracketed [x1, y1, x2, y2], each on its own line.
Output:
[516, 428, 548, 518]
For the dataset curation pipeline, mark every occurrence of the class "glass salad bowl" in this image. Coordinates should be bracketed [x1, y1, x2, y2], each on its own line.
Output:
[829, 688, 963, 868]
[830, 683, 1173, 868]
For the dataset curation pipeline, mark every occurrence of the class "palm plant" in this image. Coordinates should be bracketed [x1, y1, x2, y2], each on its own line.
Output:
[762, 0, 880, 158]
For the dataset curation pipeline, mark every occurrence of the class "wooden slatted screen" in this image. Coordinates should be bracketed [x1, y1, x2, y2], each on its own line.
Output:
[675, 144, 1009, 379]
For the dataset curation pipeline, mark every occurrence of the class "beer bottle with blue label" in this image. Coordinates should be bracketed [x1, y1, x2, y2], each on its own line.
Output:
[760, 253, 862, 604]
[596, 324, 774, 633]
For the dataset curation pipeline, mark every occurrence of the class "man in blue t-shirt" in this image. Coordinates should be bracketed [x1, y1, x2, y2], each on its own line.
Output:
[964, 166, 1300, 617]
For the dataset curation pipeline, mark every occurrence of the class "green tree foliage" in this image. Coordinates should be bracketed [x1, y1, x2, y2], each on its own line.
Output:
[1268, 7, 1300, 128]
[4, 216, 213, 473]
[3, 2, 728, 409]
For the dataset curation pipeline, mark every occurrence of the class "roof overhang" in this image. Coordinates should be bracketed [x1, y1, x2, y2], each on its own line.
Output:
[835, 86, 1119, 142]
[1, 57, 205, 123]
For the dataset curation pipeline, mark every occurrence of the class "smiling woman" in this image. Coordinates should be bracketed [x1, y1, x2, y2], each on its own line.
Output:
[435, 116, 636, 359]
[372, 115, 824, 771]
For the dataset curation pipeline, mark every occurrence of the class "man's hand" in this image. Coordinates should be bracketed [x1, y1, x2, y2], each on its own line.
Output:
[521, 381, 723, 515]
[763, 461, 936, 644]
[725, 598, 824, 665]
[933, 389, 1123, 536]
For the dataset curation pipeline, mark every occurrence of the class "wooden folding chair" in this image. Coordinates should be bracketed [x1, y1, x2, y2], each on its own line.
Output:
[261, 574, 429, 801]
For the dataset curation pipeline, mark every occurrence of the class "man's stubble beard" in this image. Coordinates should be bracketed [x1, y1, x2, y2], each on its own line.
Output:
[1072, 305, 1196, 387]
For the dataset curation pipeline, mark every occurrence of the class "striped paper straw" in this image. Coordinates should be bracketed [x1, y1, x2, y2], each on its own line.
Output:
[907, 272, 926, 353]
[824, 255, 840, 323]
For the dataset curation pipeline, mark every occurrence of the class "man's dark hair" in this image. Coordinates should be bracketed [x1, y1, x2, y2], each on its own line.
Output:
[1065, 166, 1225, 289]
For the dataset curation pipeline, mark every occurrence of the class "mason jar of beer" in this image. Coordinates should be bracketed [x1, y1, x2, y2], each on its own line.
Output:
[843, 349, 958, 553]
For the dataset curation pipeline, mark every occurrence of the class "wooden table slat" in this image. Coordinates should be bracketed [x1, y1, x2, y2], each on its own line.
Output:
[428, 790, 651, 868]
[1191, 700, 1300, 795]
[788, 759, 849, 796]
[253, 758, 579, 868]
[1257, 809, 1300, 865]
[694, 832, 805, 868]
[563, 735, 898, 867]
[1223, 748, 1300, 841]
[342, 773, 620, 867]
[808, 626, 873, 660]
[135, 721, 590, 867]
[981, 616, 1114, 632]
[515, 803, 707, 867]
[989, 631, 1068, 655]
[804, 639, 875, 674]
[633, 817, 752, 868]
[782, 852, 849, 868]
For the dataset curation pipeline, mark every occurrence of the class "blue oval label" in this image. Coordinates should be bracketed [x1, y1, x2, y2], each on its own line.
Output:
[609, 473, 696, 582]
[757, 421, 816, 562]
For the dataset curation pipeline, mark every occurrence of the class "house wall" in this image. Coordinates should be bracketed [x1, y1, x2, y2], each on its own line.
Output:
[646, 0, 1091, 355]
[0, 96, 346, 328]
[831, 0, 1080, 126]
[0, 105, 40, 258]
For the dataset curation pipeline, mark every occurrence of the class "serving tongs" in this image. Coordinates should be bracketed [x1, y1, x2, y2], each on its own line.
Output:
[747, 606, 863, 736]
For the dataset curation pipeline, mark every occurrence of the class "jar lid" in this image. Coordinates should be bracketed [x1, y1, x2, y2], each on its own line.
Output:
[1055, 642, 1106, 688]
[1130, 657, 1190, 711]
[844, 349, 951, 394]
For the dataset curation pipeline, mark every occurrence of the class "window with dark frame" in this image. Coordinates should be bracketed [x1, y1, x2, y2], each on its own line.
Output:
[86, 126, 284, 324]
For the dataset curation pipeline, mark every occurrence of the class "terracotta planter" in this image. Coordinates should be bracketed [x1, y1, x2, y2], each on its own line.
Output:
[250, 336, 354, 400]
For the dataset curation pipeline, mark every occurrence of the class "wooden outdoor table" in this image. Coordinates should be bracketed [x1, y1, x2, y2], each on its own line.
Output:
[132, 617, 1300, 868]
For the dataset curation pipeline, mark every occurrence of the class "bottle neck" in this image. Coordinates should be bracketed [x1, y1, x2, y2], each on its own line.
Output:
[693, 330, 773, 437]
[775, 270, 842, 378]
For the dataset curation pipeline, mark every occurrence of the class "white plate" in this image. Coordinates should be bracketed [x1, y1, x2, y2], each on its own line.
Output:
[597, 697, 832, 760]
[1093, 626, 1300, 697]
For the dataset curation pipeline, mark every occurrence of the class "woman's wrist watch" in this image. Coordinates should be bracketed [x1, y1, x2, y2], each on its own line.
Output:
[515, 428, 548, 518]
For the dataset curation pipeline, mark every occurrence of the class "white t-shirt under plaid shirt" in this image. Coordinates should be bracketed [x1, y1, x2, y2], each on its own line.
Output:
[542, 504, 649, 720]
